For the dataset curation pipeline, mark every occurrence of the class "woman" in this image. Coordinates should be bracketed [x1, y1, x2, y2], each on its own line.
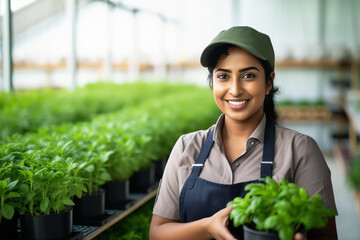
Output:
[149, 26, 338, 240]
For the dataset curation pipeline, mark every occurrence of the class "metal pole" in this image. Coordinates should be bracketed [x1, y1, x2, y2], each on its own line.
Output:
[67, 0, 78, 90]
[232, 0, 240, 25]
[103, 3, 113, 81]
[2, 0, 13, 92]
[129, 10, 140, 81]
[154, 0, 167, 80]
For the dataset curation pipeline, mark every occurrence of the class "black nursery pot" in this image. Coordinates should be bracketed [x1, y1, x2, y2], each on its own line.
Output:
[155, 157, 168, 180]
[130, 165, 156, 193]
[73, 188, 105, 226]
[20, 208, 72, 240]
[243, 225, 279, 240]
[0, 214, 19, 240]
[104, 180, 129, 209]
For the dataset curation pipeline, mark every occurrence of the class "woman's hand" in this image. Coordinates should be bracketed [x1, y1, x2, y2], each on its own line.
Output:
[203, 205, 237, 240]
[149, 206, 238, 240]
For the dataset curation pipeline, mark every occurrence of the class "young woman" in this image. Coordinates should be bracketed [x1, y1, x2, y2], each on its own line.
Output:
[149, 26, 338, 240]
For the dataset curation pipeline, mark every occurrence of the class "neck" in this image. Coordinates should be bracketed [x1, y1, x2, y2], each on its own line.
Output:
[222, 113, 264, 140]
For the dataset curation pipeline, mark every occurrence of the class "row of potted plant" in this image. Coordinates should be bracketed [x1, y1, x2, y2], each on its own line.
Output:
[276, 99, 326, 108]
[0, 84, 220, 239]
[347, 153, 360, 192]
[0, 81, 197, 140]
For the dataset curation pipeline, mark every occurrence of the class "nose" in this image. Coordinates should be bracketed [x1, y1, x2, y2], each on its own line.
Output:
[229, 80, 243, 97]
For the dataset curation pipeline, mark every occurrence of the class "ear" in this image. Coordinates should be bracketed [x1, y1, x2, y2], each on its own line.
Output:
[266, 72, 275, 95]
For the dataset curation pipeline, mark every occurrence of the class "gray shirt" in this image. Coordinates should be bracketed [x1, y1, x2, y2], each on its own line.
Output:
[153, 114, 337, 220]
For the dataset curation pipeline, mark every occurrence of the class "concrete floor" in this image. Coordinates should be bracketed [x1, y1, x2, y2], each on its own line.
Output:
[327, 157, 360, 240]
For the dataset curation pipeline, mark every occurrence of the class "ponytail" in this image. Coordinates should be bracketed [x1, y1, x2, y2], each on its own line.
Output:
[261, 60, 279, 124]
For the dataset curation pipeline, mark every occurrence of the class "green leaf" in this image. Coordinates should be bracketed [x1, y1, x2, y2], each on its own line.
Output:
[6, 192, 20, 198]
[85, 165, 95, 172]
[62, 197, 75, 206]
[99, 172, 111, 181]
[1, 204, 14, 220]
[40, 197, 49, 212]
[27, 192, 36, 201]
[50, 189, 63, 199]
[264, 215, 280, 230]
[0, 180, 7, 189]
[278, 226, 293, 240]
[6, 180, 18, 190]
[299, 188, 308, 200]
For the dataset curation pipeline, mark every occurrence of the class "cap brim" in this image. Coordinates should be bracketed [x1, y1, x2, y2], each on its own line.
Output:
[200, 41, 267, 67]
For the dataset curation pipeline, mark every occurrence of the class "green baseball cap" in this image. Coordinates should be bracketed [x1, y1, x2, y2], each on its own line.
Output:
[200, 26, 275, 70]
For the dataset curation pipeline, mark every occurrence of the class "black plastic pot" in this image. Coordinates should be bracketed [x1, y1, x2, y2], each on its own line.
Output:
[243, 225, 279, 240]
[104, 180, 130, 209]
[0, 214, 19, 240]
[73, 188, 106, 226]
[20, 208, 72, 240]
[130, 165, 156, 193]
[155, 157, 167, 180]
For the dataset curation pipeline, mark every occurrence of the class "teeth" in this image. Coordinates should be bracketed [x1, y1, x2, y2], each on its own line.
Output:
[228, 100, 247, 105]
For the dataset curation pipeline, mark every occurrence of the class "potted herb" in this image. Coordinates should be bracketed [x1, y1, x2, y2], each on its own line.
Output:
[0, 139, 87, 240]
[227, 177, 336, 240]
[347, 153, 360, 214]
[104, 145, 134, 209]
[70, 135, 112, 225]
[0, 163, 20, 239]
[347, 154, 360, 192]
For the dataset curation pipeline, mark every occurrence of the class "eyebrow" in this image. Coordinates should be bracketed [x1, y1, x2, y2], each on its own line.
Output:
[215, 66, 260, 73]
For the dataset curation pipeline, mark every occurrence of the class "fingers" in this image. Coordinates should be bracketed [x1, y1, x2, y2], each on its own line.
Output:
[219, 205, 233, 220]
[208, 206, 237, 240]
[294, 232, 307, 240]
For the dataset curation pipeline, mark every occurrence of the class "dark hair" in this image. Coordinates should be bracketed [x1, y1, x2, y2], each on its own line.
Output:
[206, 44, 279, 123]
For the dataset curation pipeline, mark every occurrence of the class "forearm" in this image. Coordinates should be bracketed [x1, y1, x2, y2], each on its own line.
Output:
[149, 217, 211, 240]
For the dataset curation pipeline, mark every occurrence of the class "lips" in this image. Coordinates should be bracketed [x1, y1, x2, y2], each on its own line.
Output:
[226, 99, 249, 109]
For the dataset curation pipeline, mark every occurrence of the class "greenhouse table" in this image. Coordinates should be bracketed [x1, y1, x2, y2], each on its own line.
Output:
[73, 188, 158, 240]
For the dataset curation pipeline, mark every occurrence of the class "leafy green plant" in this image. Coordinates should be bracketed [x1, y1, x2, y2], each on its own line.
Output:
[227, 177, 336, 240]
[0, 83, 220, 218]
[347, 154, 360, 192]
[0, 82, 206, 140]
[0, 171, 20, 222]
[0, 141, 87, 216]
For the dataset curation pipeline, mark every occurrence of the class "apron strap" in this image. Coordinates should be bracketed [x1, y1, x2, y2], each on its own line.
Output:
[187, 114, 275, 188]
[187, 129, 214, 189]
[260, 115, 275, 178]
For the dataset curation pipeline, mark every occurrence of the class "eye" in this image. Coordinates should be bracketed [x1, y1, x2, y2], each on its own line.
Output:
[216, 74, 229, 80]
[243, 73, 256, 79]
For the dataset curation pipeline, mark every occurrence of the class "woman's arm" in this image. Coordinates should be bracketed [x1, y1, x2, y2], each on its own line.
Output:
[149, 206, 236, 240]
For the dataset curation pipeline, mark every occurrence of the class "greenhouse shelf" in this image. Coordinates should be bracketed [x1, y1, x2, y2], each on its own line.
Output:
[73, 188, 158, 240]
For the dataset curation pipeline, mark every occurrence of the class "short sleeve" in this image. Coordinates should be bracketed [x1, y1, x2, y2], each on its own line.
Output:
[152, 135, 185, 220]
[293, 135, 338, 213]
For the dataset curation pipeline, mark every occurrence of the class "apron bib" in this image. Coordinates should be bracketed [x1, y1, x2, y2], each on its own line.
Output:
[179, 115, 275, 239]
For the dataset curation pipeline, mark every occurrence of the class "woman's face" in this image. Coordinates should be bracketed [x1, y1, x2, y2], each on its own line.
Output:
[212, 47, 272, 124]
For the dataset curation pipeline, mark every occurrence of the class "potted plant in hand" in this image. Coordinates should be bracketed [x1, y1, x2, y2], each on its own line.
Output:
[227, 177, 336, 240]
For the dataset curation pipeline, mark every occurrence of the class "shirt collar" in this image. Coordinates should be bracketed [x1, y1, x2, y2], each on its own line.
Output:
[213, 113, 267, 147]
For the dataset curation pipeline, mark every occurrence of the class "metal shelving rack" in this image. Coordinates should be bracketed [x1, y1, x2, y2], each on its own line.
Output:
[72, 189, 157, 240]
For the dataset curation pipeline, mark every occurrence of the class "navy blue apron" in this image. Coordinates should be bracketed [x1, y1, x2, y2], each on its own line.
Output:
[179, 115, 275, 239]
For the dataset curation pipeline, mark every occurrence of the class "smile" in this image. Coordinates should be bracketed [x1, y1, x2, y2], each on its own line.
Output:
[227, 100, 248, 105]
[226, 99, 249, 109]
